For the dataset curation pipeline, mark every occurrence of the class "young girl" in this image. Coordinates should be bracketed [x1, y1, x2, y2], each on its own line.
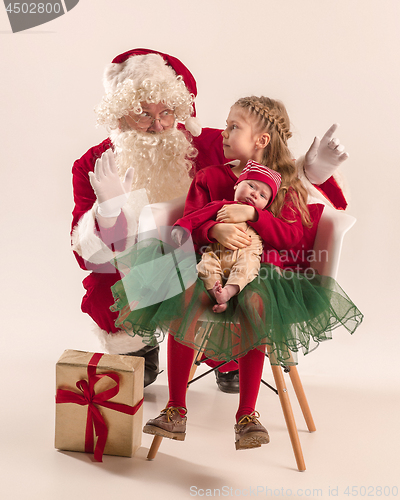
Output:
[111, 96, 363, 450]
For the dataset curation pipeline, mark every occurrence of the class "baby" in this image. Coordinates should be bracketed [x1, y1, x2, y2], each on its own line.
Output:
[173, 160, 281, 312]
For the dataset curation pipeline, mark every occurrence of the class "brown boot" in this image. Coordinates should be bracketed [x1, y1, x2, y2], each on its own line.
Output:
[234, 411, 270, 450]
[143, 406, 187, 441]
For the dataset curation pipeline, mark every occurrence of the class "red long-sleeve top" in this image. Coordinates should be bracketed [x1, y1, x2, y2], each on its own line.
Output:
[182, 163, 324, 269]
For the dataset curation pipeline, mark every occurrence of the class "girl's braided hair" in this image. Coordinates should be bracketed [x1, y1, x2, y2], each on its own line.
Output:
[234, 96, 311, 227]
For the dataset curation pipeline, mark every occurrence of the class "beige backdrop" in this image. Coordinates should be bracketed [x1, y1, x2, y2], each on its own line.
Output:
[1, 1, 399, 498]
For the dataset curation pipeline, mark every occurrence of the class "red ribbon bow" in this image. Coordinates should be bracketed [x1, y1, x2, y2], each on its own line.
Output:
[56, 352, 143, 462]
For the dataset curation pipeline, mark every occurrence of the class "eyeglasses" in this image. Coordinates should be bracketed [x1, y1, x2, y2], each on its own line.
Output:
[131, 109, 175, 129]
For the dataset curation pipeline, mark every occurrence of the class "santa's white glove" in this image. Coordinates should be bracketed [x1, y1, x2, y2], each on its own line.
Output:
[171, 226, 188, 247]
[304, 124, 349, 185]
[88, 149, 134, 217]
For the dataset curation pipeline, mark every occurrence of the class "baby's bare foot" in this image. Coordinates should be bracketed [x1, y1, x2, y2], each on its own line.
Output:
[213, 302, 228, 313]
[212, 281, 231, 304]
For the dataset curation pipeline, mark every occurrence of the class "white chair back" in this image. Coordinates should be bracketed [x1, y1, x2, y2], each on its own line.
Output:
[311, 205, 356, 280]
[137, 196, 186, 246]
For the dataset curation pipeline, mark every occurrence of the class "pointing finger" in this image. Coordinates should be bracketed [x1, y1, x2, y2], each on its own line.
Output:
[321, 123, 339, 142]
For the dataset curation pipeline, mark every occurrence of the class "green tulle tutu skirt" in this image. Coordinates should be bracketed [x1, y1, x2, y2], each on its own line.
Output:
[110, 238, 363, 365]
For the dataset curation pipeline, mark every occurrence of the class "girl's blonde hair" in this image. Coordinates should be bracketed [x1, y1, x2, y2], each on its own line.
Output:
[234, 96, 312, 227]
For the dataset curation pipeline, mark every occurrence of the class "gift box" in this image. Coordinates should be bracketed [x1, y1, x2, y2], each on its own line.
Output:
[55, 350, 144, 461]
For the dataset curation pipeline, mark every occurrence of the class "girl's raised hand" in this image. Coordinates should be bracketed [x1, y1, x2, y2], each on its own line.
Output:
[216, 203, 256, 223]
[304, 123, 349, 185]
[209, 223, 252, 250]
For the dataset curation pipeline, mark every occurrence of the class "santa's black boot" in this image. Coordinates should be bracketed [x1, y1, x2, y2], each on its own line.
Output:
[124, 345, 160, 387]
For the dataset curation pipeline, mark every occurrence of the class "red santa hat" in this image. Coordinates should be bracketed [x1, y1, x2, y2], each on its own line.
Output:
[103, 48, 201, 137]
[236, 160, 282, 207]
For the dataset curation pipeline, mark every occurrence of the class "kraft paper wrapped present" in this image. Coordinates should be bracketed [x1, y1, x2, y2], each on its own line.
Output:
[55, 350, 144, 461]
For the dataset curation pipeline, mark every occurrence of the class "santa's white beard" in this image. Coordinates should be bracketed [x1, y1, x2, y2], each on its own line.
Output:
[110, 127, 196, 204]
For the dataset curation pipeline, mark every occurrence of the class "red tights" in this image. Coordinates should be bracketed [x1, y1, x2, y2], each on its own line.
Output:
[166, 334, 266, 423]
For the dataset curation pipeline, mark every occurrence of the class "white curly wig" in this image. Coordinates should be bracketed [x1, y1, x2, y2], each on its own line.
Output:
[95, 53, 201, 136]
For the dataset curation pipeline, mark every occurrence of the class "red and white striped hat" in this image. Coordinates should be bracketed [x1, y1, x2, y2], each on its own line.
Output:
[236, 160, 282, 207]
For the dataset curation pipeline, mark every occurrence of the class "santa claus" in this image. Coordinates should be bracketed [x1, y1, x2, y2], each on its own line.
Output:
[71, 48, 349, 389]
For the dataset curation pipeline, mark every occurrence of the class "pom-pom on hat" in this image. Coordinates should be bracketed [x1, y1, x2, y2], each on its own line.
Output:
[236, 160, 282, 207]
[102, 48, 201, 136]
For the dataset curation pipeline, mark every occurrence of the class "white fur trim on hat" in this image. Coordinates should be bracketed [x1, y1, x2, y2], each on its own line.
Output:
[184, 116, 202, 137]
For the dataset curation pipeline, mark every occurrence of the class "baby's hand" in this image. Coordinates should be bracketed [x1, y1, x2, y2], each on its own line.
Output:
[209, 223, 251, 250]
[216, 204, 256, 223]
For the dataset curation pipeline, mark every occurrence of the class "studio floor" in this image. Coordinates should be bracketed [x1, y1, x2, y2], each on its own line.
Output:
[1, 327, 399, 500]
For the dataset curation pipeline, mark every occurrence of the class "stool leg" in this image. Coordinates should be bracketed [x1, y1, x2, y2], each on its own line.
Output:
[287, 365, 316, 432]
[269, 358, 306, 472]
[147, 435, 163, 460]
